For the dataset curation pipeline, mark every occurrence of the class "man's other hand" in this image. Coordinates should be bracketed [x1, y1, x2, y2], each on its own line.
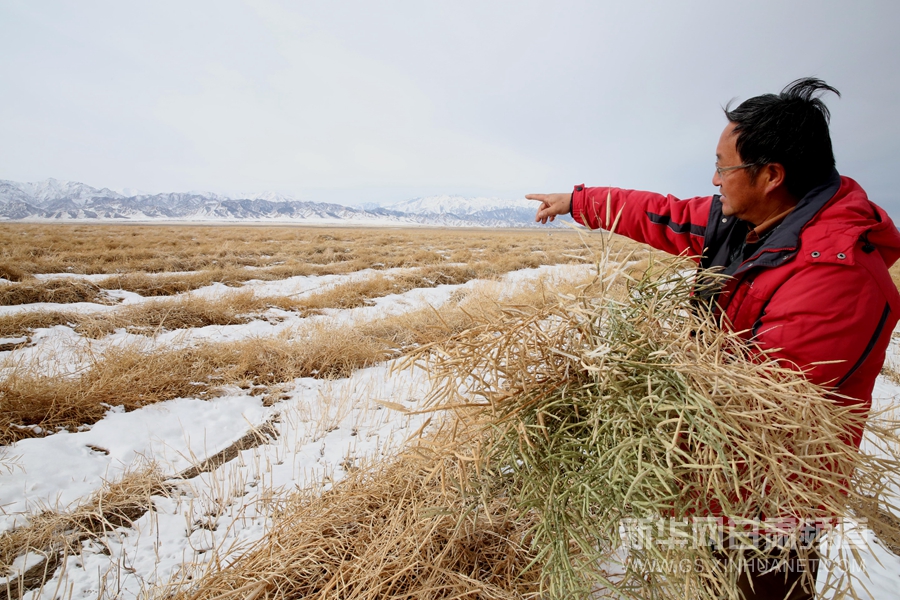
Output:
[526, 193, 572, 224]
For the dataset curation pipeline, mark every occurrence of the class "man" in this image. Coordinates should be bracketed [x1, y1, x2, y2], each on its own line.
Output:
[527, 78, 900, 599]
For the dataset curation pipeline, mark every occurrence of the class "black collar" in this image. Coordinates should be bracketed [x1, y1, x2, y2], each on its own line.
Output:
[729, 169, 842, 276]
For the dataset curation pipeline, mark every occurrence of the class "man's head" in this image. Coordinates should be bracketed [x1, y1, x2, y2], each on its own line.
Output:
[724, 77, 841, 201]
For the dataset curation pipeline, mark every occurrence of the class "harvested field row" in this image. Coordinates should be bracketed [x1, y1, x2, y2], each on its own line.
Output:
[0, 278, 115, 307]
[161, 454, 541, 600]
[0, 260, 589, 339]
[0, 267, 599, 444]
[0, 223, 640, 279]
[0, 235, 642, 306]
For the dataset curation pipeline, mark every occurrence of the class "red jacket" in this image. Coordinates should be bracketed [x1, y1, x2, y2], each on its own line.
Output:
[571, 172, 900, 449]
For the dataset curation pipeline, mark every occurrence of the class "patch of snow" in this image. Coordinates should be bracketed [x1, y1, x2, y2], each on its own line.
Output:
[0, 394, 269, 533]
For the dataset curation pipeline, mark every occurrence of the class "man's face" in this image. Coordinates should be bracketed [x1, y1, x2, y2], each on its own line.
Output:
[713, 122, 767, 225]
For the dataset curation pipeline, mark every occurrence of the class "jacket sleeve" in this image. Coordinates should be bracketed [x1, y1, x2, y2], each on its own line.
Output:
[571, 185, 712, 259]
[750, 263, 896, 402]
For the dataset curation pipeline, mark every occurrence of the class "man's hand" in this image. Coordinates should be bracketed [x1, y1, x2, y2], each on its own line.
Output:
[526, 193, 572, 224]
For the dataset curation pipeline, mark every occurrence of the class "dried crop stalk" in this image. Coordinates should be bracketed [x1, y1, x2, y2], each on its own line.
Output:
[162, 454, 542, 600]
[415, 256, 900, 599]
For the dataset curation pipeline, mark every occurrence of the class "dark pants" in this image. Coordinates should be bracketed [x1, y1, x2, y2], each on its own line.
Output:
[709, 521, 822, 600]
[716, 547, 819, 600]
[732, 548, 819, 600]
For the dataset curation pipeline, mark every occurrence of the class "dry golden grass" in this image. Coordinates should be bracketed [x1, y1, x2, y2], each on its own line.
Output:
[353, 280, 547, 354]
[0, 264, 607, 592]
[890, 260, 900, 291]
[0, 223, 626, 279]
[98, 269, 244, 297]
[0, 464, 167, 599]
[94, 264, 328, 297]
[0, 311, 75, 339]
[155, 254, 900, 600]
[0, 263, 27, 282]
[0, 224, 629, 443]
[0, 323, 374, 442]
[5, 228, 899, 598]
[1, 343, 218, 441]
[0, 278, 113, 306]
[75, 290, 267, 338]
[161, 454, 541, 600]
[295, 265, 476, 314]
[0, 266, 470, 338]
[0, 290, 302, 340]
[0, 249, 607, 339]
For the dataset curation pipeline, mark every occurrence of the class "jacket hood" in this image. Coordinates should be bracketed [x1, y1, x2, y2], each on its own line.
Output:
[805, 175, 900, 269]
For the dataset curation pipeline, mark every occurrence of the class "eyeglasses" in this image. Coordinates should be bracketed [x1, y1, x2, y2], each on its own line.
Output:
[715, 163, 755, 178]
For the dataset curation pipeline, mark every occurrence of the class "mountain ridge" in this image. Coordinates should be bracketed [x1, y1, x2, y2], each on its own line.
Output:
[0, 178, 566, 228]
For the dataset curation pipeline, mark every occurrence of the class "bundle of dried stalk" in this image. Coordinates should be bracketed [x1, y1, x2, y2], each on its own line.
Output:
[412, 255, 900, 599]
[163, 454, 542, 600]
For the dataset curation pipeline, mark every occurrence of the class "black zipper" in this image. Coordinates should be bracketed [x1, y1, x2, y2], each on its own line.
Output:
[835, 302, 891, 388]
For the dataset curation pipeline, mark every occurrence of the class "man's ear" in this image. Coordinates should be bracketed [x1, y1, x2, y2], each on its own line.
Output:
[761, 163, 787, 194]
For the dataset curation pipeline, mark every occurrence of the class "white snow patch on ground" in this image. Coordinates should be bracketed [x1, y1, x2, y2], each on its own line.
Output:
[823, 378, 900, 598]
[3, 361, 434, 599]
[0, 394, 269, 533]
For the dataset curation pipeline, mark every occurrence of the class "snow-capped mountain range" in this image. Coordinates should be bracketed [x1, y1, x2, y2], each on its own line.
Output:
[0, 179, 567, 228]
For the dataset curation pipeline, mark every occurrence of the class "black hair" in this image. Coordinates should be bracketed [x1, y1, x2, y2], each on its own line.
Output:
[725, 77, 840, 200]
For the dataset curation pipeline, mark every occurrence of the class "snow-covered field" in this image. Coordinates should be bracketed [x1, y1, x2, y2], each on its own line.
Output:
[2, 261, 900, 599]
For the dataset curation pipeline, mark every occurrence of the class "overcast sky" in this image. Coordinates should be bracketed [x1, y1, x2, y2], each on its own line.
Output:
[2, 0, 899, 214]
